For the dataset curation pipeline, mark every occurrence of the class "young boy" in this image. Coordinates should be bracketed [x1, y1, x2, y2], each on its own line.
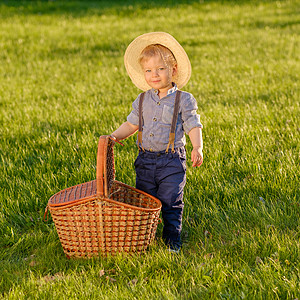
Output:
[111, 32, 203, 252]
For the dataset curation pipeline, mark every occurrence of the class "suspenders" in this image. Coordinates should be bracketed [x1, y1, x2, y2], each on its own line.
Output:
[138, 90, 182, 153]
[138, 92, 146, 152]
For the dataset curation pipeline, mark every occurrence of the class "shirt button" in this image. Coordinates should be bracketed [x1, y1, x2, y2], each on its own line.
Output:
[150, 133, 154, 137]
[157, 102, 161, 105]
[149, 148, 153, 152]
[153, 117, 157, 122]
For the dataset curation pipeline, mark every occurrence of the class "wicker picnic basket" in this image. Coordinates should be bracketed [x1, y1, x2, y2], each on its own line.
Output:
[45, 135, 162, 258]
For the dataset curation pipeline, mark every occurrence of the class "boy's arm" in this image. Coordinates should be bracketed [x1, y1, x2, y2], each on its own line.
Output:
[188, 127, 203, 167]
[111, 121, 138, 141]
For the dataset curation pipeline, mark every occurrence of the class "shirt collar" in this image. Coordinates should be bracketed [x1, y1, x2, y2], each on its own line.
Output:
[152, 83, 178, 97]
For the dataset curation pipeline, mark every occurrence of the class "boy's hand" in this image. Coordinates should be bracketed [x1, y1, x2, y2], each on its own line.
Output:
[191, 146, 203, 167]
[188, 127, 203, 167]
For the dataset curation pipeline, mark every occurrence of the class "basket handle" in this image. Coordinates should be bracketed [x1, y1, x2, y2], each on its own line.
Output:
[96, 135, 123, 197]
[96, 136, 107, 197]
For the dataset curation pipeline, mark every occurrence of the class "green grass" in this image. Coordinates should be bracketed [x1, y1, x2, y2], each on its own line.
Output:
[0, 0, 299, 299]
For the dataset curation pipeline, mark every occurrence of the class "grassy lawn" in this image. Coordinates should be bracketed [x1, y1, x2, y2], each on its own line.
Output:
[0, 0, 299, 299]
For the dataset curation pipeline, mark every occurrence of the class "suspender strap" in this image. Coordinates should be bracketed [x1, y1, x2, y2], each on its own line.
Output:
[138, 92, 146, 152]
[138, 90, 181, 153]
[165, 90, 182, 153]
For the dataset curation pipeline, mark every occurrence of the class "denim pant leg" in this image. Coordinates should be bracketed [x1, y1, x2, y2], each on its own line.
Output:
[134, 153, 158, 198]
[156, 150, 186, 247]
[134, 148, 186, 247]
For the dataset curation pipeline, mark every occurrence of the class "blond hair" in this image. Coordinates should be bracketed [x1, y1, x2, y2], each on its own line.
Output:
[139, 44, 177, 69]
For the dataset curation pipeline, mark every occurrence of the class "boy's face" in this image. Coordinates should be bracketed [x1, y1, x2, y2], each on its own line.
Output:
[141, 54, 177, 94]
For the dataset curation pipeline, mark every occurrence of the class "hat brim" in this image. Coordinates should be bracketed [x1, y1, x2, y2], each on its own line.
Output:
[124, 32, 191, 91]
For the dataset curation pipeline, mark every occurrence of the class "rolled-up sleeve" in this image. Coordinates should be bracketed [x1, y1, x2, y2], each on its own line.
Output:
[181, 93, 203, 134]
[127, 94, 140, 126]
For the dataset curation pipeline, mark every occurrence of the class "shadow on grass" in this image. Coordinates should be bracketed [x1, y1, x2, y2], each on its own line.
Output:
[1, 0, 299, 33]
[1, 0, 285, 18]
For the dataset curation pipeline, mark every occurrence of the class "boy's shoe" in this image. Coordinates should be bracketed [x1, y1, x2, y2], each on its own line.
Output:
[168, 247, 180, 254]
[167, 242, 181, 254]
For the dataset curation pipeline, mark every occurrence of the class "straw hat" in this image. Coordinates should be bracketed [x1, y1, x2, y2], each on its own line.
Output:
[124, 32, 191, 91]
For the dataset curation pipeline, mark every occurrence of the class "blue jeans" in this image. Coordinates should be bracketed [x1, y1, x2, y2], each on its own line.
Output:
[134, 146, 186, 248]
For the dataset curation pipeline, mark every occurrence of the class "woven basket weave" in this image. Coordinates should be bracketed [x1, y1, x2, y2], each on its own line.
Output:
[45, 135, 162, 258]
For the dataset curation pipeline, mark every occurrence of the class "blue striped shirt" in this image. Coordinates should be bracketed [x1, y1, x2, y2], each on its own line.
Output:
[127, 84, 202, 152]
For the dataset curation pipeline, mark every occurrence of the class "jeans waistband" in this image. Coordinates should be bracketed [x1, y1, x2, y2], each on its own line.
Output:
[140, 146, 186, 158]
